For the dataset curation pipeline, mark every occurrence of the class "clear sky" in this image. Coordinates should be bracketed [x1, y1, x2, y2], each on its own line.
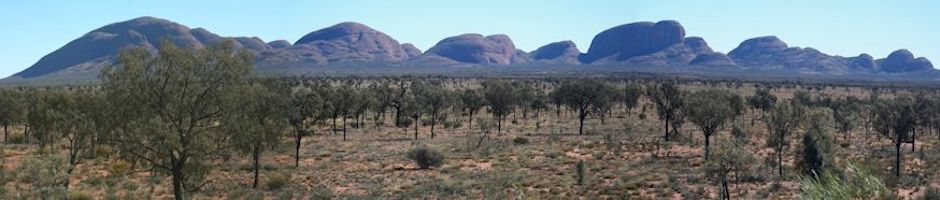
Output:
[1, 0, 937, 77]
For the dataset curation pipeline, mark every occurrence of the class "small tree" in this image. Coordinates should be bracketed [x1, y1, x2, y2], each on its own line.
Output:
[747, 87, 777, 115]
[416, 83, 451, 139]
[0, 90, 24, 144]
[556, 79, 616, 135]
[705, 139, 757, 200]
[648, 82, 683, 141]
[873, 96, 914, 177]
[225, 82, 288, 188]
[685, 89, 737, 160]
[286, 83, 325, 167]
[766, 100, 803, 177]
[798, 108, 835, 177]
[102, 40, 252, 200]
[622, 83, 644, 114]
[459, 89, 485, 128]
[483, 81, 516, 134]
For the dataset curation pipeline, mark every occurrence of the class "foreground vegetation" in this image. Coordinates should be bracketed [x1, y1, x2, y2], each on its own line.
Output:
[1, 41, 940, 199]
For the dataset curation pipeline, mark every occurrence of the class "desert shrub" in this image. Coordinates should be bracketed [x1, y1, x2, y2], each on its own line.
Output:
[797, 162, 893, 200]
[576, 160, 585, 186]
[443, 120, 462, 129]
[7, 134, 25, 144]
[407, 147, 445, 169]
[922, 187, 940, 200]
[110, 159, 132, 176]
[512, 137, 529, 145]
[265, 173, 289, 191]
[397, 117, 413, 128]
[67, 191, 93, 200]
[17, 155, 68, 198]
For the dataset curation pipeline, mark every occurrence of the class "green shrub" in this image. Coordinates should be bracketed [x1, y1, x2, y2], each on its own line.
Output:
[265, 173, 289, 191]
[512, 137, 529, 145]
[797, 162, 892, 200]
[397, 118, 414, 128]
[67, 191, 93, 200]
[110, 159, 132, 176]
[407, 147, 445, 169]
[576, 160, 585, 186]
[922, 187, 940, 200]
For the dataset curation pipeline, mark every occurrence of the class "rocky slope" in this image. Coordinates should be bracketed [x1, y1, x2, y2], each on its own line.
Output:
[14, 17, 275, 78]
[8, 17, 935, 81]
[728, 36, 933, 73]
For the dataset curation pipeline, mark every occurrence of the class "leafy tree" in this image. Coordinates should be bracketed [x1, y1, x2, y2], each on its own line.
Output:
[483, 81, 516, 134]
[415, 83, 450, 139]
[555, 79, 616, 135]
[685, 89, 737, 160]
[873, 96, 914, 177]
[459, 89, 486, 128]
[648, 82, 683, 141]
[766, 101, 803, 177]
[326, 85, 356, 140]
[286, 83, 325, 167]
[798, 108, 835, 177]
[402, 90, 423, 140]
[0, 90, 24, 143]
[224, 82, 288, 188]
[832, 98, 861, 140]
[705, 139, 757, 200]
[102, 40, 252, 200]
[747, 87, 777, 114]
[622, 83, 644, 114]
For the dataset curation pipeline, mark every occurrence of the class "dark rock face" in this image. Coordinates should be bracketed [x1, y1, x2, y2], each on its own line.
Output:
[530, 40, 581, 62]
[880, 49, 934, 73]
[14, 16, 268, 78]
[690, 53, 737, 66]
[580, 20, 686, 63]
[267, 40, 292, 49]
[729, 36, 934, 73]
[848, 54, 876, 71]
[401, 43, 422, 58]
[293, 22, 409, 61]
[424, 34, 518, 65]
[729, 36, 849, 71]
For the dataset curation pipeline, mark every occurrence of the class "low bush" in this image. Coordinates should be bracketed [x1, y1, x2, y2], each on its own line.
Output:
[512, 137, 529, 145]
[407, 147, 445, 169]
[265, 173, 289, 191]
[67, 191, 93, 200]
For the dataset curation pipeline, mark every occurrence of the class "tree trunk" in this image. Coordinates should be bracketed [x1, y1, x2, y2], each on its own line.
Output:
[252, 145, 260, 188]
[911, 126, 916, 152]
[431, 115, 436, 139]
[578, 109, 586, 135]
[3, 125, 7, 144]
[664, 116, 670, 142]
[497, 116, 502, 134]
[171, 158, 185, 200]
[294, 128, 302, 167]
[394, 107, 401, 127]
[414, 116, 419, 140]
[342, 117, 347, 141]
[777, 141, 784, 177]
[704, 133, 711, 160]
[468, 111, 474, 129]
[895, 140, 902, 177]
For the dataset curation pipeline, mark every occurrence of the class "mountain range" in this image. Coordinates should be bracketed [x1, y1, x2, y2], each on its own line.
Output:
[5, 16, 935, 83]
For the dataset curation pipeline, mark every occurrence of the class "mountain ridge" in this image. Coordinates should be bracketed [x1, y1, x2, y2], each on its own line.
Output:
[7, 16, 935, 82]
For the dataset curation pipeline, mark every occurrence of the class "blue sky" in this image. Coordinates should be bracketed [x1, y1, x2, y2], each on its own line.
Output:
[1, 0, 937, 77]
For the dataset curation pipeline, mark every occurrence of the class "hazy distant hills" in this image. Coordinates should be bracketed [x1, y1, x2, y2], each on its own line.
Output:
[5, 16, 936, 84]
